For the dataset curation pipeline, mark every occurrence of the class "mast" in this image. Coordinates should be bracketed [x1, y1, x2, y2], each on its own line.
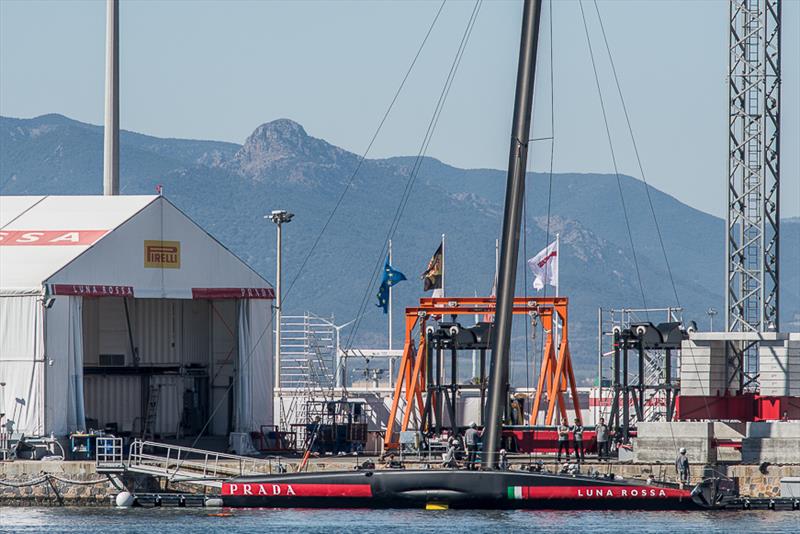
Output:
[483, 0, 543, 469]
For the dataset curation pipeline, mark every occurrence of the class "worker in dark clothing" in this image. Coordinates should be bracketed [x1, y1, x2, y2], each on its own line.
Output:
[557, 418, 570, 463]
[595, 417, 609, 461]
[464, 422, 480, 470]
[676, 447, 690, 488]
[572, 417, 584, 463]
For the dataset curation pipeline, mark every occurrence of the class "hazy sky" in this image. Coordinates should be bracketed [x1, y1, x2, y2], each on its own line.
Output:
[1, 0, 798, 218]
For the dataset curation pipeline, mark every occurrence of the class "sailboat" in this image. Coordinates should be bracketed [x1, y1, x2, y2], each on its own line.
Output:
[221, 0, 733, 510]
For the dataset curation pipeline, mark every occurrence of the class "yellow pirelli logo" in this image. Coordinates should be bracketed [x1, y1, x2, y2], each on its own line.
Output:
[144, 240, 181, 268]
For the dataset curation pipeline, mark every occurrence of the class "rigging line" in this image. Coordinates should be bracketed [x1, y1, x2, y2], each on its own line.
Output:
[578, 0, 649, 314]
[182, 3, 448, 450]
[538, 0, 556, 382]
[587, 5, 710, 431]
[592, 0, 680, 307]
[280, 0, 446, 314]
[590, 6, 712, 424]
[524, 170, 531, 390]
[344, 0, 483, 352]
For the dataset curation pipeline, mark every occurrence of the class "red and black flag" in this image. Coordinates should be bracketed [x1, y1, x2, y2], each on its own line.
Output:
[421, 243, 443, 292]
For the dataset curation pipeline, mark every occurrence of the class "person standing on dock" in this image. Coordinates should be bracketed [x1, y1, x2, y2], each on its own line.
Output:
[676, 447, 690, 488]
[557, 418, 570, 463]
[572, 418, 584, 463]
[498, 449, 509, 470]
[464, 422, 480, 470]
[595, 418, 609, 461]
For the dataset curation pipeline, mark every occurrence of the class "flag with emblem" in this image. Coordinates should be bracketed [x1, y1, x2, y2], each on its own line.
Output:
[527, 239, 558, 291]
[421, 243, 443, 296]
[376, 256, 407, 313]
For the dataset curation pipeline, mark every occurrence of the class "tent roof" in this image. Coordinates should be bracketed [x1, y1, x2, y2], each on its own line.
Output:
[0, 195, 271, 296]
[1, 195, 156, 293]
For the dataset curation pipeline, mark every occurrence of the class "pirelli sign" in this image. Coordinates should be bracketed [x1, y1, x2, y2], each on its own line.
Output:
[144, 240, 181, 269]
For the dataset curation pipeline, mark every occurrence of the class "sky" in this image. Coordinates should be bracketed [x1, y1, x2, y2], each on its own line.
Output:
[1, 0, 798, 218]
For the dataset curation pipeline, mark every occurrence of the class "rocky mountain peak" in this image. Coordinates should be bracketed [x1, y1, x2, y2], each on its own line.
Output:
[230, 119, 351, 180]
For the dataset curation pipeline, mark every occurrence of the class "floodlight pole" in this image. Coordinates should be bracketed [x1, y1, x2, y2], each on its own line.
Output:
[276, 221, 283, 389]
[267, 210, 294, 391]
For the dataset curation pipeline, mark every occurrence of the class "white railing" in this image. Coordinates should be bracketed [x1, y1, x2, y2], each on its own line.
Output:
[95, 436, 124, 471]
[0, 431, 9, 461]
[127, 440, 276, 482]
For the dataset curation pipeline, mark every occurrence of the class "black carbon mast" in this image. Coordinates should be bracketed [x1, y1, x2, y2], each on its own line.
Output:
[483, 0, 543, 469]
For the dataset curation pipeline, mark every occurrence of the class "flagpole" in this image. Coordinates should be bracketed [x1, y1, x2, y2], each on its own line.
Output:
[473, 290, 479, 379]
[441, 233, 446, 297]
[495, 238, 500, 284]
[555, 233, 560, 350]
[555, 233, 560, 298]
[388, 239, 393, 351]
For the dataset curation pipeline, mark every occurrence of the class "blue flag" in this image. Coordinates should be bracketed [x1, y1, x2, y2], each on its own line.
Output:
[376, 256, 407, 313]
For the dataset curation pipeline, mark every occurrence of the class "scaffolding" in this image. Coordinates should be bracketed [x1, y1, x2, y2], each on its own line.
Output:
[277, 313, 336, 431]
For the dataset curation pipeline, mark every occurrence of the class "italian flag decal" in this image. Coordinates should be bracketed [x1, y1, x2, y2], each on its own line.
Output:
[508, 486, 524, 500]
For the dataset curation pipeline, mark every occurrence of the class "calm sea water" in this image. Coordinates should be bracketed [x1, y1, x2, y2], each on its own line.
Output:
[1, 507, 798, 533]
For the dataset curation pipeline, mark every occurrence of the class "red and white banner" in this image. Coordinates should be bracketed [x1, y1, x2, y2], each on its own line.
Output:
[50, 284, 133, 297]
[192, 287, 275, 299]
[527, 240, 558, 291]
[0, 230, 107, 246]
[221, 482, 372, 498]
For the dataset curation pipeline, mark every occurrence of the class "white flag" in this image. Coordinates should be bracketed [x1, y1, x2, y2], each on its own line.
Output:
[527, 240, 558, 291]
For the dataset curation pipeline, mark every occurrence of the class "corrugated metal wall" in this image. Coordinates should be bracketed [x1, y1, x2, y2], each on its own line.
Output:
[134, 299, 180, 365]
[182, 299, 210, 366]
[210, 299, 237, 436]
[82, 297, 100, 365]
[84, 374, 190, 435]
[83, 375, 142, 433]
[82, 298, 236, 436]
[81, 297, 130, 364]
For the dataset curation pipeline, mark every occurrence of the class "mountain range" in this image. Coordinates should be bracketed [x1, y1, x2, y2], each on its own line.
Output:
[2, 113, 798, 383]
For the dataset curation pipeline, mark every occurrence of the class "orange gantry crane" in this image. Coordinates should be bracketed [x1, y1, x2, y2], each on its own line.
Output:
[384, 296, 581, 449]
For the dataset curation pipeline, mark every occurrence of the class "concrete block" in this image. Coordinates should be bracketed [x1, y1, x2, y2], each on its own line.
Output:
[742, 439, 800, 463]
[633, 437, 714, 464]
[714, 422, 747, 439]
[639, 421, 713, 438]
[746, 421, 800, 438]
[781, 478, 800, 497]
[760, 386, 792, 396]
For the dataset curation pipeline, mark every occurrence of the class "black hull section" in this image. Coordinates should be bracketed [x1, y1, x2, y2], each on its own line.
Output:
[221, 469, 702, 511]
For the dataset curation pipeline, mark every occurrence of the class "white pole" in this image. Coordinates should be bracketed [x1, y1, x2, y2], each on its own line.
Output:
[555, 233, 560, 299]
[103, 0, 119, 195]
[555, 233, 560, 349]
[473, 291, 479, 379]
[335, 326, 342, 388]
[275, 222, 282, 390]
[441, 233, 446, 297]
[389, 240, 393, 351]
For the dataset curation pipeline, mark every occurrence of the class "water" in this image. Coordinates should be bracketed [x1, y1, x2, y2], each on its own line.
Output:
[1, 507, 798, 533]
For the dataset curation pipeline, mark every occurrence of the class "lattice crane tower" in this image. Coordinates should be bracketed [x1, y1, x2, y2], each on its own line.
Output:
[726, 0, 781, 342]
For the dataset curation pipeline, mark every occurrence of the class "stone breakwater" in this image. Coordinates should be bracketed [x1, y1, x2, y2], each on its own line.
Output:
[2, 460, 799, 506]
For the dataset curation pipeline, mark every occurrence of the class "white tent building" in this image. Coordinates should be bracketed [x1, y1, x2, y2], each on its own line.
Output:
[0, 195, 274, 439]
